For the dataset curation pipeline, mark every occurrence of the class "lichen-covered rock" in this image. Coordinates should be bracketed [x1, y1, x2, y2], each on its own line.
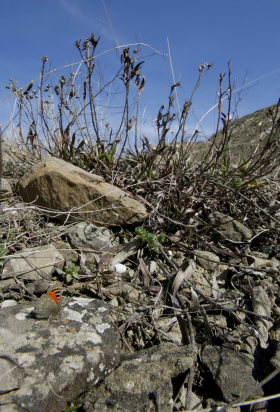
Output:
[0, 297, 120, 412]
[84, 343, 197, 412]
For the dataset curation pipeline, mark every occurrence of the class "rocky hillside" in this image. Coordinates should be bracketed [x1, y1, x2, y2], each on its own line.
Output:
[211, 103, 280, 160]
[0, 104, 280, 412]
[152, 103, 280, 180]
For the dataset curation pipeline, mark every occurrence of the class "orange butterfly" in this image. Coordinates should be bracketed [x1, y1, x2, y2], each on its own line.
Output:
[32, 289, 62, 319]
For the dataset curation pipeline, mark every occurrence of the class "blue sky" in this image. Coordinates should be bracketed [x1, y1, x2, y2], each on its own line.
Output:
[1, 0, 280, 140]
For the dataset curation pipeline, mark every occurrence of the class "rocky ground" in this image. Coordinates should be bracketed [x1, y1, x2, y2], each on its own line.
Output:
[0, 105, 280, 412]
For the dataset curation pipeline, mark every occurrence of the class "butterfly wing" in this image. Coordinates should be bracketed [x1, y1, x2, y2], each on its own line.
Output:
[32, 289, 61, 319]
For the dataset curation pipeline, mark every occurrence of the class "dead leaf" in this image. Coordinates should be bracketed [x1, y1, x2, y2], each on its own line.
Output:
[172, 260, 196, 296]
[212, 271, 220, 300]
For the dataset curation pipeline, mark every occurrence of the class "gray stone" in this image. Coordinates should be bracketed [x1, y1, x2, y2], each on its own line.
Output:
[193, 250, 220, 271]
[201, 345, 263, 402]
[156, 317, 183, 345]
[209, 211, 252, 242]
[1, 244, 65, 281]
[0, 297, 120, 412]
[84, 343, 197, 412]
[0, 277, 16, 290]
[252, 286, 273, 349]
[0, 178, 13, 199]
[66, 222, 118, 252]
[270, 342, 280, 369]
[53, 240, 79, 263]
[246, 254, 279, 270]
[25, 279, 51, 295]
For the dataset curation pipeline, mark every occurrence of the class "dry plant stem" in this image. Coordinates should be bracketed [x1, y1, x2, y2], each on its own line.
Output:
[150, 324, 180, 345]
[199, 62, 233, 175]
[217, 62, 233, 162]
[174, 294, 192, 345]
[0, 355, 23, 394]
[200, 305, 214, 343]
[134, 88, 140, 152]
[181, 393, 279, 412]
[233, 393, 280, 407]
[166, 37, 180, 117]
[183, 312, 197, 410]
[0, 354, 24, 369]
[159, 246, 179, 271]
[0, 125, 2, 214]
[214, 181, 280, 225]
[184, 313, 196, 409]
[174, 295, 197, 409]
[186, 281, 273, 322]
[8, 36, 149, 172]
[45, 41, 166, 78]
[156, 260, 173, 279]
[39, 57, 52, 145]
[174, 62, 211, 144]
[76, 35, 100, 142]
[13, 276, 37, 300]
[194, 67, 280, 137]
[115, 85, 129, 162]
[240, 101, 280, 179]
[185, 364, 196, 410]
[61, 70, 120, 143]
[173, 240, 279, 278]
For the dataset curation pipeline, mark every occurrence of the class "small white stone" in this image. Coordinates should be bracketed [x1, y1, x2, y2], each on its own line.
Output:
[16, 312, 29, 320]
[110, 263, 127, 273]
[1, 299, 17, 308]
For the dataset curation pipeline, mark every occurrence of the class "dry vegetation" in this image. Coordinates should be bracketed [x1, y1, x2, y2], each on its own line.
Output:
[1, 34, 280, 410]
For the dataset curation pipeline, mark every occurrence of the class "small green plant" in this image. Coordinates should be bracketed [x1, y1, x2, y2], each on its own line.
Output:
[66, 264, 80, 283]
[7, 228, 17, 243]
[234, 177, 245, 187]
[135, 227, 166, 251]
[0, 245, 8, 266]
[97, 141, 117, 168]
[221, 155, 231, 177]
[65, 401, 83, 412]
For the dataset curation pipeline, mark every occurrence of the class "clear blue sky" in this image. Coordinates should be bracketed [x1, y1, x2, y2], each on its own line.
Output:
[1, 0, 280, 140]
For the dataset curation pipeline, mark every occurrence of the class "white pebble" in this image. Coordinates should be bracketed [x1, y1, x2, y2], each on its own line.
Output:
[109, 263, 127, 273]
[1, 299, 17, 308]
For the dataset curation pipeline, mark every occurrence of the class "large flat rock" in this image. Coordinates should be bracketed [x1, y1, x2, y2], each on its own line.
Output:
[0, 297, 120, 412]
[18, 157, 148, 226]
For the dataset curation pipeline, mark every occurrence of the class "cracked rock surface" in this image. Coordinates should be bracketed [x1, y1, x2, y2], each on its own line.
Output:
[0, 298, 120, 412]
